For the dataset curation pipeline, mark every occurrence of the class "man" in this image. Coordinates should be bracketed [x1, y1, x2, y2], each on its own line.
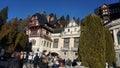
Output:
[33, 53, 39, 68]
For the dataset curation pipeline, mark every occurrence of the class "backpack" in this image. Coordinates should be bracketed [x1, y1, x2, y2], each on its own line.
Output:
[34, 56, 39, 63]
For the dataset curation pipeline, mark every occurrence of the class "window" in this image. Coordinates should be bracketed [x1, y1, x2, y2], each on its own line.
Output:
[53, 39, 59, 48]
[68, 29, 70, 32]
[44, 41, 46, 46]
[47, 42, 49, 47]
[117, 31, 120, 44]
[75, 52, 78, 56]
[49, 43, 51, 48]
[102, 9, 109, 15]
[30, 39, 36, 45]
[41, 41, 43, 46]
[31, 29, 38, 36]
[74, 37, 79, 48]
[63, 38, 69, 48]
[75, 28, 77, 31]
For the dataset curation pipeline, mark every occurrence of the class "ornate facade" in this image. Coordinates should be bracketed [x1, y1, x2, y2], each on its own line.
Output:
[51, 19, 80, 61]
[26, 14, 80, 61]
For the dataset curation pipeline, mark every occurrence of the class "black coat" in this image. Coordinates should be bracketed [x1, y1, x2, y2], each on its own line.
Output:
[7, 58, 20, 68]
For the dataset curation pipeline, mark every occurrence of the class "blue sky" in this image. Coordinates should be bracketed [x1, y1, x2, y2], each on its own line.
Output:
[0, 0, 119, 20]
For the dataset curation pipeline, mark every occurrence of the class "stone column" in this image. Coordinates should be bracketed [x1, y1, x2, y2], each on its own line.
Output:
[69, 38, 74, 61]
[70, 38, 74, 48]
[113, 29, 118, 46]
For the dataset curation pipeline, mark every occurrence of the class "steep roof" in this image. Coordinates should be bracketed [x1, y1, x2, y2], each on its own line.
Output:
[31, 13, 54, 32]
[53, 29, 63, 33]
[32, 13, 47, 25]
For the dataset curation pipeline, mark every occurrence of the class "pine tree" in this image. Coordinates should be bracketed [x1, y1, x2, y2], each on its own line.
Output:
[76, 17, 80, 25]
[72, 16, 76, 21]
[65, 14, 70, 26]
[59, 16, 66, 27]
[41, 11, 47, 23]
[49, 13, 57, 22]
[0, 7, 8, 29]
[78, 14, 106, 68]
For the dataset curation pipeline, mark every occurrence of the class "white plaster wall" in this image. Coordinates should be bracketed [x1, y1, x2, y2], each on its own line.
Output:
[29, 37, 52, 53]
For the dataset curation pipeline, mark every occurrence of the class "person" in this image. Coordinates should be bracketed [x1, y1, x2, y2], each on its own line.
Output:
[7, 52, 21, 68]
[33, 53, 39, 68]
[52, 60, 59, 68]
[39, 56, 49, 68]
[59, 61, 65, 68]
[3, 52, 11, 61]
[112, 62, 116, 68]
[72, 59, 77, 67]
[28, 53, 33, 63]
[66, 58, 72, 66]
[19, 51, 24, 68]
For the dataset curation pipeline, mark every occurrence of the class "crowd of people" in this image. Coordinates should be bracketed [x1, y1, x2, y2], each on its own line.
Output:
[0, 48, 81, 68]
[0, 49, 24, 68]
[24, 51, 80, 68]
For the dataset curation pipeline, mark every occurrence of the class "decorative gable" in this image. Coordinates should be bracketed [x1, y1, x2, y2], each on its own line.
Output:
[67, 19, 78, 27]
[101, 4, 108, 9]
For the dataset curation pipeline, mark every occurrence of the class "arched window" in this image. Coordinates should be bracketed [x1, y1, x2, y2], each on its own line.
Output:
[117, 31, 120, 44]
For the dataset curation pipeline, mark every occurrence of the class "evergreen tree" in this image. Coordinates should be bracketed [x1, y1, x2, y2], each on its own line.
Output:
[76, 17, 80, 25]
[72, 16, 76, 21]
[0, 17, 29, 51]
[41, 11, 47, 23]
[105, 29, 116, 66]
[24, 14, 31, 28]
[0, 18, 18, 52]
[17, 18, 29, 33]
[15, 32, 28, 51]
[49, 13, 54, 17]
[49, 13, 57, 22]
[59, 16, 66, 27]
[65, 14, 70, 26]
[78, 14, 106, 68]
[42, 11, 46, 16]
[0, 7, 8, 29]
[7, 18, 18, 45]
[54, 14, 57, 22]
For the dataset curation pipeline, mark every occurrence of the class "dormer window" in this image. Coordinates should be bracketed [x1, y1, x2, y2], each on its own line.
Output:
[101, 4, 108, 8]
[103, 9, 107, 12]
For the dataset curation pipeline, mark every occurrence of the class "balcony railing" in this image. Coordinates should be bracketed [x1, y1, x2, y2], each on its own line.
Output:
[71, 47, 78, 51]
[41, 35, 53, 42]
[61, 47, 69, 51]
[61, 47, 78, 51]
